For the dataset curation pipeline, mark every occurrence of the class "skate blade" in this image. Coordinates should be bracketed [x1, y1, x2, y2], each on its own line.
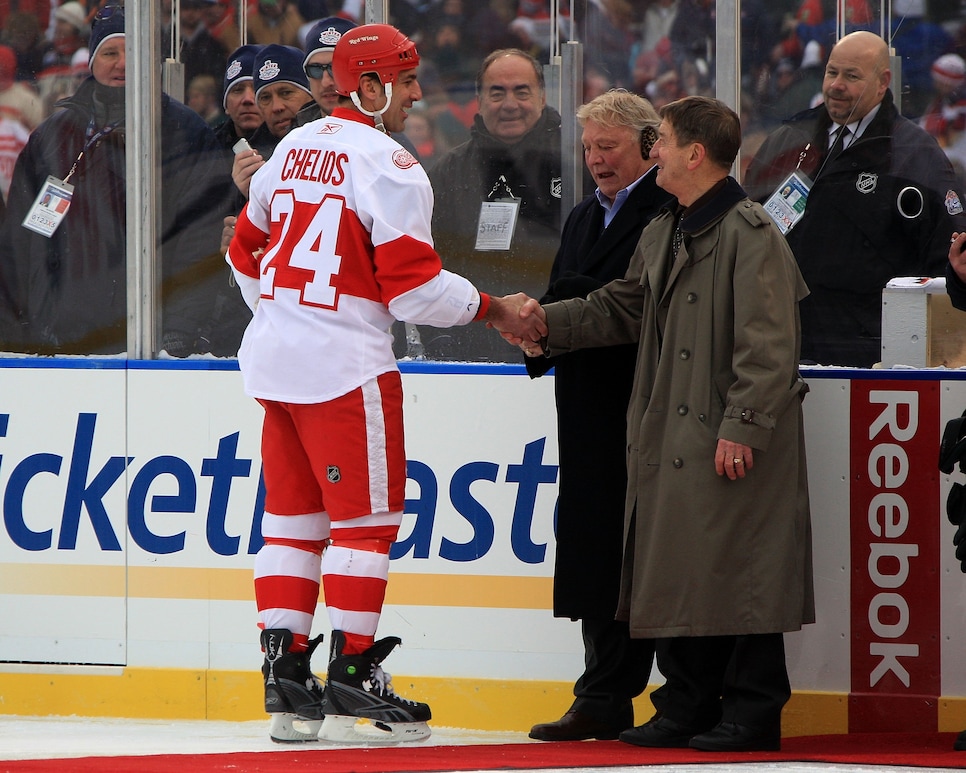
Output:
[317, 714, 431, 744]
[269, 712, 323, 743]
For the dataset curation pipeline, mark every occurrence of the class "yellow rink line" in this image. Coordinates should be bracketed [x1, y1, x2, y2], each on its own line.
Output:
[0, 564, 553, 608]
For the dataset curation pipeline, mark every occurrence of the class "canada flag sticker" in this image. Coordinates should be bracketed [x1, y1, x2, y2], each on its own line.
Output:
[393, 148, 418, 169]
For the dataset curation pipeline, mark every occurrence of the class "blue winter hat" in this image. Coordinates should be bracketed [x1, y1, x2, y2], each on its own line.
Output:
[253, 44, 311, 99]
[303, 17, 356, 65]
[223, 44, 263, 108]
[88, 4, 125, 65]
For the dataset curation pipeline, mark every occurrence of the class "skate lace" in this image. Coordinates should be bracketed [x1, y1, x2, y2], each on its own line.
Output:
[367, 664, 418, 706]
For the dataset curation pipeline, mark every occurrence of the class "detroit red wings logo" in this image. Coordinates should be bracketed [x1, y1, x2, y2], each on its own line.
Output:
[393, 148, 418, 169]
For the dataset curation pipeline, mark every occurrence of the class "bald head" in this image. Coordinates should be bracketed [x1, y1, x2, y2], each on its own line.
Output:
[822, 31, 891, 125]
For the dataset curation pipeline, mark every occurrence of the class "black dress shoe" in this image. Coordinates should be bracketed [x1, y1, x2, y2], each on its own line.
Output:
[954, 729, 966, 751]
[688, 721, 781, 751]
[529, 709, 625, 741]
[618, 715, 706, 748]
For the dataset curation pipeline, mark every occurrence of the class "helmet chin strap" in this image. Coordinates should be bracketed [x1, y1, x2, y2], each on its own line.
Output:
[350, 82, 394, 134]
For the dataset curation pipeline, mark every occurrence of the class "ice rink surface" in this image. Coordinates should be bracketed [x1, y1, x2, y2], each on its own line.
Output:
[0, 717, 962, 773]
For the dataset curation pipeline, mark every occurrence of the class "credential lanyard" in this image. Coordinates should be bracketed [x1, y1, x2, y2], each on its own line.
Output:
[63, 119, 124, 184]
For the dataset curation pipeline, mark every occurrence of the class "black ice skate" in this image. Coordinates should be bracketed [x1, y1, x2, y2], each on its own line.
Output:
[318, 629, 432, 743]
[261, 628, 325, 743]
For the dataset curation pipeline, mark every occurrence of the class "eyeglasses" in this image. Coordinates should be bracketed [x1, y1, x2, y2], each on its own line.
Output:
[304, 62, 334, 80]
[94, 3, 124, 21]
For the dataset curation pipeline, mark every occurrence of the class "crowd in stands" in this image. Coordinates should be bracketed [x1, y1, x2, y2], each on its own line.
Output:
[0, 0, 965, 357]
[0, 0, 963, 181]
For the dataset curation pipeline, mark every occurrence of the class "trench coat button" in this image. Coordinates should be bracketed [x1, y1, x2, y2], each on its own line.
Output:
[698, 413, 707, 422]
[679, 349, 690, 360]
[677, 405, 688, 415]
[686, 292, 698, 303]
[673, 458, 684, 468]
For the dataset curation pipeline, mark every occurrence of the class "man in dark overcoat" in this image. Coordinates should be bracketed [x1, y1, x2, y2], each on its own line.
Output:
[516, 96, 814, 753]
[526, 89, 671, 742]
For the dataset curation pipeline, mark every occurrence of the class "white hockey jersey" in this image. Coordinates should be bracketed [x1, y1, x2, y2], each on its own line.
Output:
[227, 109, 484, 403]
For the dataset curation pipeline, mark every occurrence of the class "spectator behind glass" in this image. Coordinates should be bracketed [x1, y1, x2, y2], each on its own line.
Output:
[247, 0, 305, 47]
[230, 43, 313, 201]
[0, 44, 43, 131]
[205, 0, 242, 54]
[525, 89, 671, 744]
[744, 31, 966, 367]
[208, 44, 264, 355]
[161, 0, 231, 88]
[423, 49, 565, 362]
[889, 0, 953, 120]
[572, 0, 633, 88]
[920, 53, 966, 149]
[0, 5, 232, 356]
[2, 11, 49, 84]
[41, 1, 90, 73]
[188, 73, 226, 126]
[402, 106, 445, 170]
[215, 44, 264, 150]
[0, 45, 35, 203]
[295, 15, 356, 126]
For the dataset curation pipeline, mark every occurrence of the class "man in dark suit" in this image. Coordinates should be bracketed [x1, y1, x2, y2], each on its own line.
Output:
[526, 89, 672, 742]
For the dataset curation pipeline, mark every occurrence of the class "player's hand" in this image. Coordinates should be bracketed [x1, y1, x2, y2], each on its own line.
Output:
[484, 293, 547, 345]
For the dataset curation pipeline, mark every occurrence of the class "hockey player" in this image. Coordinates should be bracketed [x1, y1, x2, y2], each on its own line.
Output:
[225, 23, 546, 744]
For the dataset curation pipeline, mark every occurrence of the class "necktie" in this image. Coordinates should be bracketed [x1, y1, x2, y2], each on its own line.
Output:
[828, 125, 851, 159]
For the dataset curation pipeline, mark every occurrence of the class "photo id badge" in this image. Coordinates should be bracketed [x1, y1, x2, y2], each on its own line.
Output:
[22, 176, 74, 238]
[475, 197, 520, 251]
[762, 170, 811, 235]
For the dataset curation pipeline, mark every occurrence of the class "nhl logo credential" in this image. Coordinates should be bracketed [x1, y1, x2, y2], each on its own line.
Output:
[327, 465, 341, 483]
[855, 172, 878, 194]
[551, 177, 562, 198]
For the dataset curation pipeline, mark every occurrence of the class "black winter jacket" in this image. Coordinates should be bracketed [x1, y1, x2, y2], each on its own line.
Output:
[744, 89, 966, 367]
[0, 78, 232, 355]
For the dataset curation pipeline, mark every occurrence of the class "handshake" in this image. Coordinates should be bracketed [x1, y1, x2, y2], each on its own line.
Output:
[485, 293, 548, 357]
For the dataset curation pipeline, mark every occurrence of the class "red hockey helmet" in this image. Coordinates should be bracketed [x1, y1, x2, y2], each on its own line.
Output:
[332, 23, 420, 98]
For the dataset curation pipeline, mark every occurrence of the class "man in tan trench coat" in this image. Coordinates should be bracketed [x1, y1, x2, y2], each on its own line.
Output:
[515, 95, 815, 753]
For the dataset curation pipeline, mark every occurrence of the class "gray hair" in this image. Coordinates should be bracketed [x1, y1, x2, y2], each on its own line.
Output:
[577, 88, 661, 155]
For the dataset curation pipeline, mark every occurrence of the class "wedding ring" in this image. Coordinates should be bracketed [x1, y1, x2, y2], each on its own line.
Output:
[733, 457, 743, 464]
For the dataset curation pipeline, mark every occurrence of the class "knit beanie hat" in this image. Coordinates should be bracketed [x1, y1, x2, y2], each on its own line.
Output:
[88, 4, 124, 65]
[223, 44, 262, 108]
[302, 16, 356, 65]
[253, 44, 311, 99]
[932, 53, 966, 90]
[55, 1, 90, 36]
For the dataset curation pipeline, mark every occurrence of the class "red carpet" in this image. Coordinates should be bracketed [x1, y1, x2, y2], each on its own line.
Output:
[1, 733, 964, 772]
